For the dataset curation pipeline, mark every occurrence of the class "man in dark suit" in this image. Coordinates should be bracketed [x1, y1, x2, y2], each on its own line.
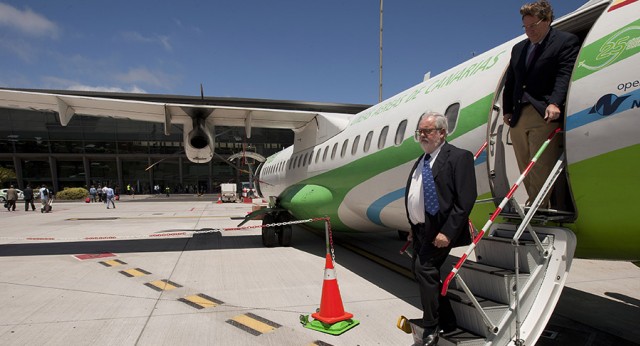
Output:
[405, 112, 477, 346]
[503, 0, 579, 208]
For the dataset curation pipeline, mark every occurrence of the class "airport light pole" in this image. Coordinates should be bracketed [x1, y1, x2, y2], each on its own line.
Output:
[379, 0, 383, 103]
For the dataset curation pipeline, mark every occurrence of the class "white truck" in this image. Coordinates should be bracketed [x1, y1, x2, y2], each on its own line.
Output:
[220, 183, 237, 203]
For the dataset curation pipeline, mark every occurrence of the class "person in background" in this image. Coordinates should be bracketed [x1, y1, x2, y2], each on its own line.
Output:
[23, 184, 36, 211]
[39, 184, 50, 210]
[89, 185, 97, 203]
[405, 112, 477, 346]
[97, 184, 103, 202]
[106, 185, 116, 209]
[6, 185, 18, 211]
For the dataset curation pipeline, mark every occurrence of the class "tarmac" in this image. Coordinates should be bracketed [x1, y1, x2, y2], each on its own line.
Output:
[0, 194, 638, 346]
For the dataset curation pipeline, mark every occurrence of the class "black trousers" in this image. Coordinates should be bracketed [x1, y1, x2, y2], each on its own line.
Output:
[412, 234, 457, 331]
[24, 198, 35, 211]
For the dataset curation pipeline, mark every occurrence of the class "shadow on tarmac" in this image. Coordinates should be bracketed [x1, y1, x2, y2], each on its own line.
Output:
[0, 231, 264, 257]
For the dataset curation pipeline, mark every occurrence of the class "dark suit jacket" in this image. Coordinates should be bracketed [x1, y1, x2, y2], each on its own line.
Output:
[503, 27, 580, 127]
[404, 142, 477, 256]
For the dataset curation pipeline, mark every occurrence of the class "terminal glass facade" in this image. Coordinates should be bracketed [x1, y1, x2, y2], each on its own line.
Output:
[0, 108, 292, 194]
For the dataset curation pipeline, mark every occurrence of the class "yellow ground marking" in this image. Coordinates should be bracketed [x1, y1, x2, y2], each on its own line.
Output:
[120, 268, 151, 277]
[228, 313, 280, 335]
[146, 279, 182, 291]
[179, 294, 224, 309]
[102, 259, 126, 267]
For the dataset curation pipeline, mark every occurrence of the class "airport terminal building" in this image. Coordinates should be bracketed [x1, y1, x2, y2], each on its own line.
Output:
[0, 90, 368, 194]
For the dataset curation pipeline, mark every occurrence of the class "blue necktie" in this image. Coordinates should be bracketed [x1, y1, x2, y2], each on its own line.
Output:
[422, 154, 439, 215]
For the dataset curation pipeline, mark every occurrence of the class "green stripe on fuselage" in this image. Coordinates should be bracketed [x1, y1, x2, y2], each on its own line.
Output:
[280, 94, 494, 231]
[565, 144, 640, 259]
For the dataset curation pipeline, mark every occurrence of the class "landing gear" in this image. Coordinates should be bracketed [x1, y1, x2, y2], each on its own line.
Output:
[261, 211, 293, 247]
[262, 214, 277, 247]
[276, 213, 292, 247]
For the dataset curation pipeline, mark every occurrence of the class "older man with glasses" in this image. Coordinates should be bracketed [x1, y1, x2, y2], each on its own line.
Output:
[502, 0, 579, 210]
[405, 112, 477, 346]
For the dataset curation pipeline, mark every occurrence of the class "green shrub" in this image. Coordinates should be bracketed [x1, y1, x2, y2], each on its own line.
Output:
[56, 187, 89, 200]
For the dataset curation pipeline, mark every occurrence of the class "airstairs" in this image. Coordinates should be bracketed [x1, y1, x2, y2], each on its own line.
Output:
[437, 224, 576, 346]
[403, 131, 578, 345]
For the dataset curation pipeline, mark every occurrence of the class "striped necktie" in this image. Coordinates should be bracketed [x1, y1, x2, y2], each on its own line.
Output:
[422, 154, 439, 215]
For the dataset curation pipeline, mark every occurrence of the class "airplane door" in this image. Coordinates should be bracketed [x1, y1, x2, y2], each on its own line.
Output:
[486, 81, 529, 211]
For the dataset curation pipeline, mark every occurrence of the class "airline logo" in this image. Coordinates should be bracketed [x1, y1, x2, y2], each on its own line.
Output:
[567, 89, 640, 130]
[608, 0, 638, 12]
[573, 20, 640, 81]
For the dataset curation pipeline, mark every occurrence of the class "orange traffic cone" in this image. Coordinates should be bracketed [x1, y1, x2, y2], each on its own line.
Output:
[311, 253, 353, 324]
[216, 194, 222, 204]
[301, 253, 359, 335]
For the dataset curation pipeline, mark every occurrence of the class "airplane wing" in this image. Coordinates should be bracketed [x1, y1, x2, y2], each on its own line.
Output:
[0, 88, 346, 163]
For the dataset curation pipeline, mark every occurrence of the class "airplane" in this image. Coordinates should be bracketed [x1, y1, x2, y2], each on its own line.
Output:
[0, 0, 637, 261]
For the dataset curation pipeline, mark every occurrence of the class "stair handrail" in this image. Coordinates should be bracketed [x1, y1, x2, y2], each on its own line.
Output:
[441, 127, 561, 297]
[455, 275, 500, 334]
[511, 136, 564, 345]
[512, 152, 566, 255]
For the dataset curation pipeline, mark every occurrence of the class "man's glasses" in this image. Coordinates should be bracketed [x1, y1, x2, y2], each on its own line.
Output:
[522, 19, 543, 30]
[415, 128, 441, 137]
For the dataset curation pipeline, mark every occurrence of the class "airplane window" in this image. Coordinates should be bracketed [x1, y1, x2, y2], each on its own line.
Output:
[300, 153, 307, 167]
[331, 142, 338, 159]
[341, 139, 349, 158]
[351, 135, 360, 155]
[323, 145, 329, 161]
[308, 151, 313, 165]
[378, 126, 389, 149]
[293, 156, 298, 169]
[395, 120, 408, 145]
[445, 103, 460, 134]
[315, 149, 321, 163]
[288, 159, 292, 170]
[364, 131, 373, 153]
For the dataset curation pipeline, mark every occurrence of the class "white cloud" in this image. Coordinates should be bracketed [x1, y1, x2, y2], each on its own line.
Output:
[115, 67, 175, 88]
[41, 76, 147, 94]
[0, 3, 60, 38]
[0, 37, 37, 62]
[121, 31, 172, 51]
[67, 84, 147, 94]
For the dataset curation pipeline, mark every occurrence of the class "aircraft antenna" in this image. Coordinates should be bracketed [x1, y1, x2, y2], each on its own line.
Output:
[379, 0, 383, 103]
[200, 83, 204, 100]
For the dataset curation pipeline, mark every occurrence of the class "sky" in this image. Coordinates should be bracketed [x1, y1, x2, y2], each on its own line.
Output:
[0, 0, 589, 105]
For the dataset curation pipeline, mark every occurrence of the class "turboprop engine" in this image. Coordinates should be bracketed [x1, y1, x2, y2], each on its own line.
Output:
[183, 111, 215, 163]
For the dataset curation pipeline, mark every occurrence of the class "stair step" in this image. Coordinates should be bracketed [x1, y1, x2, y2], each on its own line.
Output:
[474, 228, 552, 273]
[454, 261, 530, 305]
[447, 288, 508, 338]
[404, 318, 485, 346]
[438, 328, 485, 346]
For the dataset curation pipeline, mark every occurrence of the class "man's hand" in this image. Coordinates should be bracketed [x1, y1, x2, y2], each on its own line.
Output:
[503, 113, 512, 125]
[545, 103, 561, 123]
[408, 229, 413, 242]
[433, 233, 450, 248]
